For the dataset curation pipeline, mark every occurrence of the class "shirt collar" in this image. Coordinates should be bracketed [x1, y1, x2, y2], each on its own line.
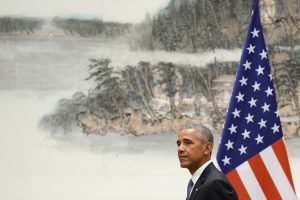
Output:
[191, 160, 212, 184]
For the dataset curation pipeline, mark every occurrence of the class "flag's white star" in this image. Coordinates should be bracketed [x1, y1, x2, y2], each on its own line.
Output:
[232, 108, 241, 118]
[248, 97, 257, 108]
[261, 102, 270, 113]
[243, 60, 252, 70]
[228, 124, 237, 134]
[252, 81, 261, 92]
[225, 140, 234, 150]
[258, 118, 267, 129]
[259, 49, 268, 60]
[255, 65, 265, 76]
[247, 44, 256, 54]
[238, 145, 248, 155]
[239, 76, 248, 86]
[222, 155, 231, 166]
[265, 86, 273, 97]
[271, 123, 280, 133]
[268, 73, 272, 80]
[245, 113, 254, 124]
[255, 134, 264, 144]
[275, 110, 279, 118]
[236, 92, 245, 102]
[251, 28, 260, 38]
[241, 129, 251, 139]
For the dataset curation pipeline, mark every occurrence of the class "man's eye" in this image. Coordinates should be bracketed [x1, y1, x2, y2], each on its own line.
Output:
[185, 141, 192, 145]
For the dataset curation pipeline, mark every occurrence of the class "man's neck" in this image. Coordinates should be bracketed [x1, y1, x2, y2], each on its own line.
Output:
[189, 158, 211, 175]
[190, 160, 212, 185]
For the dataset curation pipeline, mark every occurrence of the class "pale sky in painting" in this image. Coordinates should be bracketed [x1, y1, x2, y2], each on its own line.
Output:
[0, 0, 169, 23]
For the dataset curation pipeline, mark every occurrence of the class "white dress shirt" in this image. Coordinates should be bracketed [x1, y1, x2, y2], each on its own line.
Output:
[189, 160, 212, 196]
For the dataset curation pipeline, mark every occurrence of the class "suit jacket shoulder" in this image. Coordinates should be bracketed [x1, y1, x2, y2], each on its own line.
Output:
[189, 163, 238, 200]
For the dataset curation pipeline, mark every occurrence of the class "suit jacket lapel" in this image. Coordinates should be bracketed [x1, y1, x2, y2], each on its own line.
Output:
[188, 163, 214, 200]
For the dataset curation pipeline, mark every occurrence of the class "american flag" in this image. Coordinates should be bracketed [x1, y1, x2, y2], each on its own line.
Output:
[216, 0, 297, 199]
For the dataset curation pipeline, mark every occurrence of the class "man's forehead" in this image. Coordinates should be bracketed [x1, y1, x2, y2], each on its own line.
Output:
[178, 128, 198, 134]
[178, 128, 202, 139]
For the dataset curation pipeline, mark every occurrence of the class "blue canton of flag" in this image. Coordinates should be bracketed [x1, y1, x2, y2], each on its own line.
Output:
[216, 1, 282, 174]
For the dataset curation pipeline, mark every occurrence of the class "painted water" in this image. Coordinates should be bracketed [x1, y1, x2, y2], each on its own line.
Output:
[0, 36, 299, 199]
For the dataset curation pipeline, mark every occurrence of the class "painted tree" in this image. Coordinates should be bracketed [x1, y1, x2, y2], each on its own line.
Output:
[137, 61, 155, 98]
[271, 49, 300, 117]
[130, 14, 156, 51]
[152, 0, 257, 51]
[176, 64, 194, 113]
[0, 17, 43, 34]
[156, 62, 178, 117]
[85, 58, 127, 116]
[120, 64, 155, 118]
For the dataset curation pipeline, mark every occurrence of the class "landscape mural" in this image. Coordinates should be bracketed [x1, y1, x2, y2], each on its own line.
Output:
[0, 0, 299, 199]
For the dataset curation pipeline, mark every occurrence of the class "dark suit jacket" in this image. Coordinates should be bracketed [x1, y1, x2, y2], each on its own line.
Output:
[189, 163, 238, 200]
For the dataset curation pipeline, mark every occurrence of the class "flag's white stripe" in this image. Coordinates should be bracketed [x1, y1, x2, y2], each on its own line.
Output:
[260, 146, 297, 200]
[236, 161, 266, 200]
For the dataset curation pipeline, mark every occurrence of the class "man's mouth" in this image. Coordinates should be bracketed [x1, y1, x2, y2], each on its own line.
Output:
[178, 155, 188, 160]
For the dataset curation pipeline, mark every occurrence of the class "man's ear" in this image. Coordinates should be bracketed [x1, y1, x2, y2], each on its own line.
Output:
[204, 142, 213, 156]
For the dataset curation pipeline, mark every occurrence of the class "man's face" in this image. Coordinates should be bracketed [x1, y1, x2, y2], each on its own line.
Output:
[177, 128, 212, 174]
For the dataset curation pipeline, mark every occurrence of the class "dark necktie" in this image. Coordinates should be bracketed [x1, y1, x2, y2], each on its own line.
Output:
[186, 179, 194, 200]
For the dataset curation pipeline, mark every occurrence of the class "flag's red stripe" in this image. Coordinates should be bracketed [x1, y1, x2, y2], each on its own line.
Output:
[248, 154, 281, 199]
[226, 169, 251, 200]
[272, 138, 295, 192]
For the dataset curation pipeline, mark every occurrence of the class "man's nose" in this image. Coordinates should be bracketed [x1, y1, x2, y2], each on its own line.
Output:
[177, 143, 185, 152]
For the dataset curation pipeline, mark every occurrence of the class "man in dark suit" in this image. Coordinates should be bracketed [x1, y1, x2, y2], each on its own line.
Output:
[177, 124, 238, 200]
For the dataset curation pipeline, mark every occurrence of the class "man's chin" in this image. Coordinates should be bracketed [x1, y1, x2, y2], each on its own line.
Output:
[179, 162, 188, 168]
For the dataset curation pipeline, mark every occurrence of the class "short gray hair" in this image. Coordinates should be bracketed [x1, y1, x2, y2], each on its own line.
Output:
[180, 124, 214, 144]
